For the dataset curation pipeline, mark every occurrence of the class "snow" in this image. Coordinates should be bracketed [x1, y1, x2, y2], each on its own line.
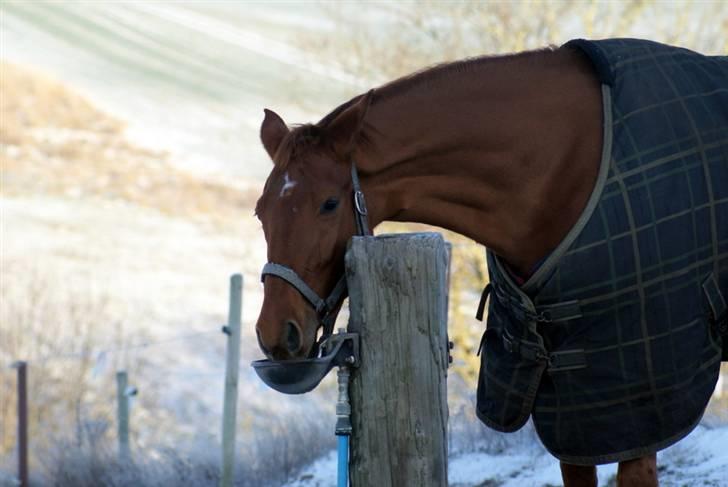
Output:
[657, 424, 728, 486]
[284, 423, 728, 487]
[284, 451, 339, 487]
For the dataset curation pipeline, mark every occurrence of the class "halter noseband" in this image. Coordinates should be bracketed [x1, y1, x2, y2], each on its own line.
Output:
[260, 162, 370, 352]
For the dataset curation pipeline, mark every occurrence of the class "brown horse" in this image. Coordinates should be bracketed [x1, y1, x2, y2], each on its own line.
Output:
[251, 42, 711, 486]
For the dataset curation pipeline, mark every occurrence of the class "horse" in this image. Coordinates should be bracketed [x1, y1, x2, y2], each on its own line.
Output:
[253, 38, 727, 487]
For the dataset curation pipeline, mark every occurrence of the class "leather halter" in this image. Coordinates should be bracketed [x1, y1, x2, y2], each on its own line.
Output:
[260, 163, 370, 353]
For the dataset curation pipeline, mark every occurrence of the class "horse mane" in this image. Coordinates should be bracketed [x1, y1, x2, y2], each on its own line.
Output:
[270, 92, 368, 170]
[273, 46, 557, 169]
[372, 46, 557, 103]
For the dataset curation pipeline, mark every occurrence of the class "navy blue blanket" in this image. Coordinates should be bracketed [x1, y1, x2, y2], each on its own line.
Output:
[476, 38, 727, 465]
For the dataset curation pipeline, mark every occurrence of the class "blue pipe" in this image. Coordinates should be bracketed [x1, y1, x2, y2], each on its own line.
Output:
[337, 434, 349, 487]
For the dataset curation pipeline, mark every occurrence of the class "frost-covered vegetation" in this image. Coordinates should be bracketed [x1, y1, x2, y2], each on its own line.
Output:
[0, 412, 332, 487]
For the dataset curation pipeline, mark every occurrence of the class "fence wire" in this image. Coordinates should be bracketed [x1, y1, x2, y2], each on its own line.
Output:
[3, 329, 222, 370]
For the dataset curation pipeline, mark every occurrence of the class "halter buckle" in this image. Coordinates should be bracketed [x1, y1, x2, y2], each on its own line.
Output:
[354, 190, 368, 216]
[315, 301, 328, 316]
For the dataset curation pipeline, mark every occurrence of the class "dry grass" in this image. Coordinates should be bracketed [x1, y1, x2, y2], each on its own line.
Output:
[304, 1, 727, 87]
[0, 404, 333, 487]
[0, 62, 258, 226]
[0, 261, 150, 457]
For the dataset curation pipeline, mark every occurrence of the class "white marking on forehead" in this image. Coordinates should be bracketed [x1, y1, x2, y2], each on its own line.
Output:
[279, 172, 298, 198]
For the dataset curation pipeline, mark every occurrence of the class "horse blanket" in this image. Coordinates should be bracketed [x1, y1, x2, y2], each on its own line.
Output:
[476, 38, 728, 465]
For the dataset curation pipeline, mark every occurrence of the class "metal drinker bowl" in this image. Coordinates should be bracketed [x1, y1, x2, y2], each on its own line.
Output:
[251, 332, 359, 395]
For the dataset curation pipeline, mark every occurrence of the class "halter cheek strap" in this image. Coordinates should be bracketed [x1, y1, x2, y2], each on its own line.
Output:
[260, 162, 370, 350]
[351, 162, 369, 235]
[260, 263, 347, 333]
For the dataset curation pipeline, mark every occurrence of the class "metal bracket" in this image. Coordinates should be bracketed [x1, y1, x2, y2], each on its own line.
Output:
[321, 331, 361, 369]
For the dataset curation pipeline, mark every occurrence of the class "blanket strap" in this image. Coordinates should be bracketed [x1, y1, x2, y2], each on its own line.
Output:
[547, 349, 588, 373]
[502, 329, 547, 361]
[702, 273, 727, 335]
[534, 301, 582, 323]
[475, 283, 492, 322]
[502, 330, 587, 373]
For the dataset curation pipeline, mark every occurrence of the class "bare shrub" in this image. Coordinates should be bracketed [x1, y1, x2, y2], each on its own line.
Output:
[24, 408, 332, 487]
[0, 261, 147, 458]
[302, 1, 727, 85]
[448, 396, 540, 458]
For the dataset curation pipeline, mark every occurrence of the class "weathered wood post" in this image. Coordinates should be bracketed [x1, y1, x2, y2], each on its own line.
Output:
[346, 233, 449, 487]
[12, 361, 29, 487]
[220, 274, 243, 487]
[116, 370, 130, 461]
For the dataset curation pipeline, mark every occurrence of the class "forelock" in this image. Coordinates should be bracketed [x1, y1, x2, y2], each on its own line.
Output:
[273, 124, 323, 169]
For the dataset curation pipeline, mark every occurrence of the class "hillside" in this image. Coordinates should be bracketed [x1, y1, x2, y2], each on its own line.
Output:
[1, 62, 259, 225]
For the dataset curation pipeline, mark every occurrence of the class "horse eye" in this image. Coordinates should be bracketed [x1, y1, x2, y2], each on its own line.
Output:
[320, 198, 339, 214]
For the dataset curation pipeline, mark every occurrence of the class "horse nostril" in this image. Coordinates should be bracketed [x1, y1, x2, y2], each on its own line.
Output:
[285, 320, 302, 354]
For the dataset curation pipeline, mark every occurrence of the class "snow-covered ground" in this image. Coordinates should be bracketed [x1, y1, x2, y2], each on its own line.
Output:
[286, 423, 728, 487]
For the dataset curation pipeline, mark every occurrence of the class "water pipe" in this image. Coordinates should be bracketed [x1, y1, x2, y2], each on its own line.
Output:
[335, 363, 352, 487]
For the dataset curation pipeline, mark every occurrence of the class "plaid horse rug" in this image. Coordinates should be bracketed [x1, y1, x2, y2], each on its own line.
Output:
[476, 38, 728, 465]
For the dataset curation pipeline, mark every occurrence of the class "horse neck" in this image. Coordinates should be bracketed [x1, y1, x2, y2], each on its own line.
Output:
[355, 48, 603, 274]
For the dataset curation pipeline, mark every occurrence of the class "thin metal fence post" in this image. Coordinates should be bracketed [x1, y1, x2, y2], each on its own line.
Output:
[14, 361, 29, 487]
[220, 274, 243, 487]
[116, 371, 130, 461]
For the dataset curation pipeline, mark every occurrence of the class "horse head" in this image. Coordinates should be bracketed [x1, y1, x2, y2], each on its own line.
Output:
[254, 93, 372, 360]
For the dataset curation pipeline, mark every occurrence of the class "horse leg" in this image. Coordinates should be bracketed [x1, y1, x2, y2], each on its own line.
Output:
[617, 453, 658, 486]
[560, 462, 597, 487]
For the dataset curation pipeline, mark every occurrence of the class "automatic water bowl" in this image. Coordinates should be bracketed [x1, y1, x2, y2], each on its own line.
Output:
[251, 331, 359, 394]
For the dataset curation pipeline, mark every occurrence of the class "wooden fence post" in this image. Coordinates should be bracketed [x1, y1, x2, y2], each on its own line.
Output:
[346, 233, 449, 487]
[116, 371, 130, 461]
[220, 274, 243, 487]
[12, 361, 29, 487]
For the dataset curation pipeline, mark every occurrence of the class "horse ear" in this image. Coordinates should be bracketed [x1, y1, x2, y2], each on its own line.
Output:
[260, 109, 289, 162]
[327, 90, 374, 158]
